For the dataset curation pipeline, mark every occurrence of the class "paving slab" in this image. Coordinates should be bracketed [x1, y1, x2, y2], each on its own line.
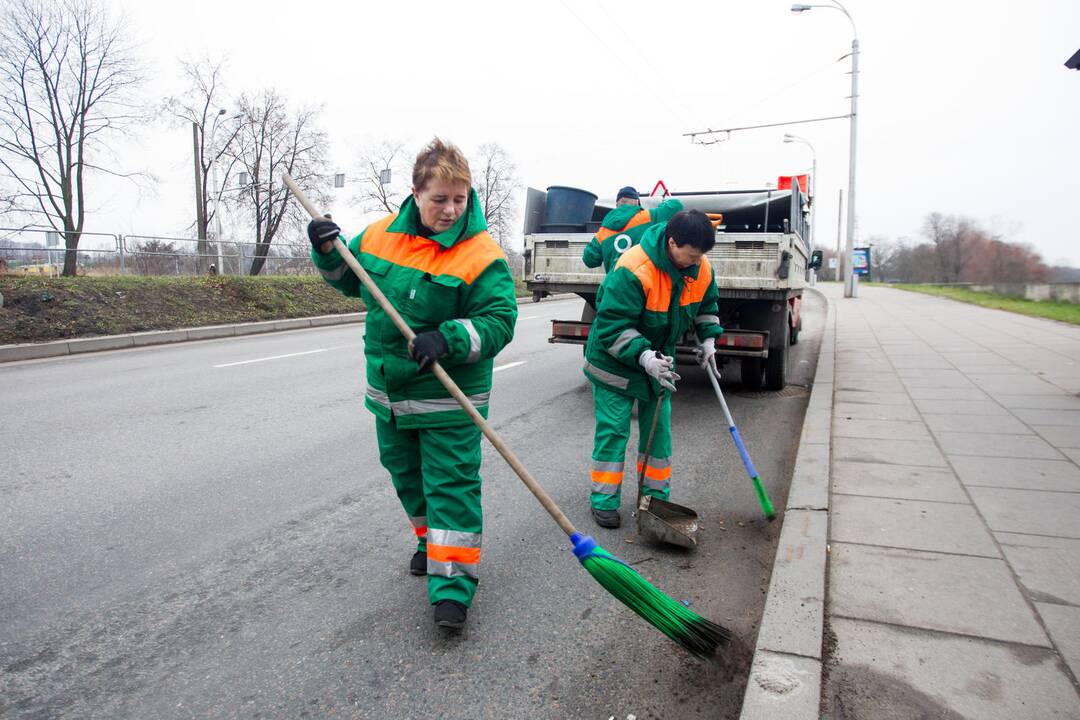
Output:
[832, 417, 930, 440]
[934, 431, 1065, 460]
[941, 352, 1015, 366]
[993, 395, 1080, 410]
[829, 543, 1049, 646]
[833, 436, 947, 467]
[968, 487, 1080, 538]
[949, 456, 1080, 492]
[834, 401, 922, 422]
[900, 374, 979, 390]
[831, 495, 999, 557]
[912, 398, 1010, 416]
[1035, 603, 1080, 682]
[833, 389, 913, 406]
[1011, 409, 1080, 427]
[970, 374, 1065, 395]
[923, 413, 1032, 434]
[824, 617, 1080, 720]
[740, 650, 821, 720]
[906, 386, 992, 401]
[1033, 426, 1080, 448]
[1064, 447, 1080, 464]
[889, 356, 953, 369]
[754, 510, 827, 658]
[835, 374, 906, 393]
[831, 462, 967, 503]
[998, 533, 1080, 606]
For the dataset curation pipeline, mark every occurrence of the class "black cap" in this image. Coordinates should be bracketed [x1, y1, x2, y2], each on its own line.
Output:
[616, 186, 639, 201]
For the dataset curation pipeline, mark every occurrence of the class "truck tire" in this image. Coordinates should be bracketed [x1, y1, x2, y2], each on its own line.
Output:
[741, 357, 765, 390]
[765, 321, 789, 390]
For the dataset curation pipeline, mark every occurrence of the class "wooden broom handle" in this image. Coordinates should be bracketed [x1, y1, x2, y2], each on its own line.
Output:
[282, 172, 578, 537]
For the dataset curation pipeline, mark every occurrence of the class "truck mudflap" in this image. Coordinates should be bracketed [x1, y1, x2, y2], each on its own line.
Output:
[549, 320, 769, 359]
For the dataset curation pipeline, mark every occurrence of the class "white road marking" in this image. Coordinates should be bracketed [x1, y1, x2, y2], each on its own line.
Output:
[493, 361, 526, 373]
[517, 315, 542, 320]
[214, 348, 328, 368]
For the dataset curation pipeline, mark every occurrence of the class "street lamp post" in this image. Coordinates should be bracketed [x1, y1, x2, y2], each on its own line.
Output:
[783, 133, 817, 285]
[792, 1, 859, 298]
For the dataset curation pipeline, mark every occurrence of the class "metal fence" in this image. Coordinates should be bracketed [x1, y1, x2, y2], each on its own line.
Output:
[0, 227, 314, 277]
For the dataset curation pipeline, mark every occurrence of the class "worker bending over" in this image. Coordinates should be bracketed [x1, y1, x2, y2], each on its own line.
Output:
[582, 209, 724, 528]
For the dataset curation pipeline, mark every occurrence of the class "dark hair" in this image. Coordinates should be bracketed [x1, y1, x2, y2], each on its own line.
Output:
[665, 209, 715, 252]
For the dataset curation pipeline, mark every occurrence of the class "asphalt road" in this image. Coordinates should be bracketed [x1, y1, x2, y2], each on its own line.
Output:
[0, 290, 825, 720]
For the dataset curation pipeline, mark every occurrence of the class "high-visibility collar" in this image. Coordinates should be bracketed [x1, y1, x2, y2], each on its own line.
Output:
[640, 223, 701, 282]
[388, 189, 488, 249]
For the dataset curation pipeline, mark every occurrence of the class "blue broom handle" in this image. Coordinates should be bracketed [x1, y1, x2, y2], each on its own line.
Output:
[706, 357, 760, 476]
[729, 426, 760, 479]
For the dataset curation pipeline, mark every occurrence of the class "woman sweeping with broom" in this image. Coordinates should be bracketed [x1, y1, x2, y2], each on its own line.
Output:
[289, 152, 730, 656]
[307, 138, 518, 629]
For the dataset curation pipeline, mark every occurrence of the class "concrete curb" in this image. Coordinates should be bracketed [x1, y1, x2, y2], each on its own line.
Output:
[0, 292, 576, 364]
[739, 291, 834, 720]
[0, 312, 367, 363]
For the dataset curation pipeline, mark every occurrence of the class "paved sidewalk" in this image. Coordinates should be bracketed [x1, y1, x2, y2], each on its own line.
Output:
[821, 283, 1080, 718]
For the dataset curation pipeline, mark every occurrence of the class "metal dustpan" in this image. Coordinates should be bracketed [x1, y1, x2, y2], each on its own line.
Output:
[638, 494, 699, 548]
[635, 390, 700, 549]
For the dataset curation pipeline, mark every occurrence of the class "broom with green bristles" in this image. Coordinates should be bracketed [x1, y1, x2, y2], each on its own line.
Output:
[282, 173, 732, 658]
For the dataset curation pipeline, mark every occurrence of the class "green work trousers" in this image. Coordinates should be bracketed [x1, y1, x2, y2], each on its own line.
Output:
[375, 417, 483, 607]
[589, 383, 672, 511]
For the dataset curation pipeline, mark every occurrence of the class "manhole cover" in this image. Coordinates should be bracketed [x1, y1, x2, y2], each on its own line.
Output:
[733, 385, 811, 399]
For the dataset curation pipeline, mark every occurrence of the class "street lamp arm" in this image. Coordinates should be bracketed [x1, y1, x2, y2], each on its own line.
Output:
[792, 2, 857, 39]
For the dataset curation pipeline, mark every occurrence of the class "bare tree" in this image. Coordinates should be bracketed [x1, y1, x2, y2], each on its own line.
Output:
[350, 140, 409, 213]
[163, 57, 243, 273]
[472, 143, 520, 255]
[0, 0, 143, 275]
[227, 90, 329, 276]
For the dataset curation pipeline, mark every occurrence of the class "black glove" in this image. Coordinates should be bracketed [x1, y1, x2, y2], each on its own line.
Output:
[307, 217, 340, 253]
[409, 330, 449, 372]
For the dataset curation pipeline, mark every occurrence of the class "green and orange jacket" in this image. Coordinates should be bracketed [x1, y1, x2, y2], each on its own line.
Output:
[583, 222, 723, 401]
[311, 190, 517, 428]
[581, 198, 684, 273]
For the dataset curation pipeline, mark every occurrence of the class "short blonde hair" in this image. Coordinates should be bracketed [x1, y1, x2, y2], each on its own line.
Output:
[412, 137, 471, 191]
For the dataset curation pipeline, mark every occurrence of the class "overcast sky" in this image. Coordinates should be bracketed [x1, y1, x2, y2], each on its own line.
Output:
[73, 0, 1080, 265]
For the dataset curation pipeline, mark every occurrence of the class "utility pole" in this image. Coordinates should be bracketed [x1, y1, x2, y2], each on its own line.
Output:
[836, 189, 843, 282]
[192, 122, 208, 273]
[845, 34, 860, 297]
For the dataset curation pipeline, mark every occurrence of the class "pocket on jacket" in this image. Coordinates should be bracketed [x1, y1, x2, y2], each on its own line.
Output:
[407, 273, 462, 326]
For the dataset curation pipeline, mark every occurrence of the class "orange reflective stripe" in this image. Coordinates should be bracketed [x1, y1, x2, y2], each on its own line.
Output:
[596, 209, 651, 242]
[590, 470, 624, 485]
[680, 256, 713, 306]
[427, 543, 482, 565]
[362, 214, 505, 283]
[616, 245, 671, 312]
[636, 462, 673, 481]
[623, 209, 652, 231]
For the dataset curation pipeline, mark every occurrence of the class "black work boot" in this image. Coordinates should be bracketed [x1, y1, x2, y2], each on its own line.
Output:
[433, 600, 468, 629]
[410, 551, 427, 576]
[592, 508, 621, 529]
